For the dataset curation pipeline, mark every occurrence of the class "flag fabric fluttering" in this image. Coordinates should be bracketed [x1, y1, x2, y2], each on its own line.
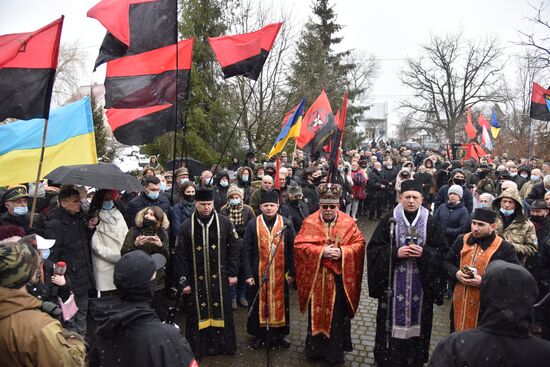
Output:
[490, 110, 501, 139]
[208, 22, 282, 80]
[297, 90, 336, 156]
[268, 97, 306, 159]
[464, 107, 477, 140]
[0, 97, 97, 186]
[0, 17, 64, 121]
[104, 38, 193, 109]
[327, 92, 348, 181]
[105, 103, 174, 145]
[481, 125, 493, 150]
[88, 0, 177, 69]
[477, 112, 490, 130]
[530, 82, 550, 121]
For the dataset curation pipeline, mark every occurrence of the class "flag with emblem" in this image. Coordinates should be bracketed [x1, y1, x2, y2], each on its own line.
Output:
[296, 90, 336, 156]
[530, 82, 550, 121]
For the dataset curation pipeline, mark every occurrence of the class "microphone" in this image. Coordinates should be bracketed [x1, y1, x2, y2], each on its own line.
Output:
[274, 224, 288, 237]
[389, 217, 396, 236]
[54, 261, 67, 276]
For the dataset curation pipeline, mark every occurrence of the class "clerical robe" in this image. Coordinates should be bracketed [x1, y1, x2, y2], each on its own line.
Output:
[294, 210, 365, 364]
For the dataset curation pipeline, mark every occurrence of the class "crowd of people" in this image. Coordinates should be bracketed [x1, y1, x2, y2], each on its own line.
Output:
[1, 146, 550, 366]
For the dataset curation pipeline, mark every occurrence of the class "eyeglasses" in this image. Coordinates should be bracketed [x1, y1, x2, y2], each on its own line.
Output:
[321, 204, 337, 210]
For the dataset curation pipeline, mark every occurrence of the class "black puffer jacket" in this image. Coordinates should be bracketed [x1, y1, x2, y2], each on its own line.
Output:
[45, 207, 95, 296]
[526, 182, 547, 204]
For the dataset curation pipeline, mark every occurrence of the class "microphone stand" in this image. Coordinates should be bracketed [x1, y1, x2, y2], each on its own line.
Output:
[386, 219, 396, 349]
[247, 228, 287, 367]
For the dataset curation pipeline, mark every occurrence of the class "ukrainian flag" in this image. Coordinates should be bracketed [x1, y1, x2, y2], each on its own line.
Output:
[268, 97, 306, 159]
[0, 97, 98, 186]
[490, 110, 501, 139]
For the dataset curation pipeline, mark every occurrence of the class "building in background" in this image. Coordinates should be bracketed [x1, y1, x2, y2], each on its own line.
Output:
[357, 102, 388, 144]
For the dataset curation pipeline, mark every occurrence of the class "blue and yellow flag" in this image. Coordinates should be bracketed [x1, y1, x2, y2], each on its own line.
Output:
[0, 97, 98, 186]
[268, 97, 306, 159]
[490, 110, 501, 139]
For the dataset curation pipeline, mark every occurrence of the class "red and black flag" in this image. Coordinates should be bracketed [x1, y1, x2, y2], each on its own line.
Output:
[530, 82, 550, 121]
[87, 0, 177, 70]
[104, 38, 193, 109]
[0, 17, 63, 121]
[327, 93, 348, 181]
[106, 103, 174, 145]
[208, 22, 282, 80]
[297, 90, 336, 157]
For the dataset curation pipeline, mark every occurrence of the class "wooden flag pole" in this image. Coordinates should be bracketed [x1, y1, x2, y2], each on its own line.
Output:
[29, 118, 50, 228]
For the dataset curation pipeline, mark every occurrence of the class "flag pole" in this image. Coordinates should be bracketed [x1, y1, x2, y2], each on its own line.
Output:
[528, 117, 533, 159]
[29, 118, 50, 228]
[170, 6, 180, 204]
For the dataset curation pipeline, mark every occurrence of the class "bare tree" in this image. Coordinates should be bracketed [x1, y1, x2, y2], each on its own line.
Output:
[52, 40, 88, 106]
[400, 33, 505, 143]
[519, 2, 550, 69]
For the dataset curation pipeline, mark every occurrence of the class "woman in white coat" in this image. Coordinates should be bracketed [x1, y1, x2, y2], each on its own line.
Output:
[89, 189, 128, 296]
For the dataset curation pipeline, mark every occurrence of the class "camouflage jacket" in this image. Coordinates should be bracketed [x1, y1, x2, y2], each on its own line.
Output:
[519, 179, 542, 200]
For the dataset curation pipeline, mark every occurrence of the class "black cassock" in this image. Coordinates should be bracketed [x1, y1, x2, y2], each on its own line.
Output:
[367, 211, 447, 367]
[174, 211, 240, 360]
[242, 215, 295, 342]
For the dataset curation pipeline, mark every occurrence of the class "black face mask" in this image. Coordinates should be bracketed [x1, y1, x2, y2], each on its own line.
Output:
[312, 176, 322, 185]
[183, 194, 195, 202]
[531, 215, 546, 223]
[290, 198, 302, 206]
[142, 218, 157, 228]
[454, 178, 465, 186]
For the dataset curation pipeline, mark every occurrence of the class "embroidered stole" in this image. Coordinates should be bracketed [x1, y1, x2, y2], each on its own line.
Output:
[257, 214, 286, 327]
[191, 212, 225, 330]
[453, 233, 501, 331]
[392, 204, 428, 339]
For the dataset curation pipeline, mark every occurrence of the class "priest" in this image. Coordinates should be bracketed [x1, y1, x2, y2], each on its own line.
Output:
[294, 183, 365, 364]
[367, 179, 447, 367]
[173, 187, 240, 360]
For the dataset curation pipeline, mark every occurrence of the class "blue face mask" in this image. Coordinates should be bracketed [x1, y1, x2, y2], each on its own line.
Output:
[147, 191, 160, 200]
[102, 200, 114, 211]
[180, 178, 189, 185]
[40, 248, 50, 260]
[241, 175, 249, 182]
[160, 182, 167, 192]
[13, 206, 28, 216]
[510, 172, 517, 177]
[531, 175, 539, 181]
[220, 180, 229, 187]
[229, 198, 241, 206]
[479, 203, 489, 208]
[500, 208, 515, 216]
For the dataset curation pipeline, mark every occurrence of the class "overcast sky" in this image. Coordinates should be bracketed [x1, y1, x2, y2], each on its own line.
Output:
[1, 0, 547, 132]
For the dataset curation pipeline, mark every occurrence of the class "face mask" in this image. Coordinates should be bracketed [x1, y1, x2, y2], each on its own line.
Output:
[531, 215, 546, 223]
[241, 175, 249, 182]
[313, 176, 322, 185]
[183, 194, 195, 202]
[454, 178, 465, 186]
[338, 167, 344, 172]
[13, 206, 28, 216]
[257, 174, 264, 180]
[146, 191, 159, 200]
[204, 178, 213, 187]
[386, 165, 393, 169]
[142, 218, 157, 228]
[220, 180, 229, 187]
[510, 172, 517, 177]
[40, 248, 50, 260]
[290, 198, 302, 205]
[180, 178, 189, 185]
[102, 200, 114, 211]
[520, 173, 529, 179]
[531, 175, 539, 181]
[500, 208, 515, 216]
[479, 203, 489, 208]
[159, 183, 167, 192]
[229, 198, 241, 206]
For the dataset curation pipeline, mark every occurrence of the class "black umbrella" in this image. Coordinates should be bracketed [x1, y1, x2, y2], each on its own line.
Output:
[45, 163, 144, 192]
[166, 157, 207, 178]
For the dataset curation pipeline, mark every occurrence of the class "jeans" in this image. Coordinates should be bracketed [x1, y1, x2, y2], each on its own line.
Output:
[230, 279, 247, 300]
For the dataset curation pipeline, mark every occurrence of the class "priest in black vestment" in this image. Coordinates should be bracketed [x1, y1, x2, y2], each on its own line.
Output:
[173, 187, 240, 360]
[367, 179, 447, 367]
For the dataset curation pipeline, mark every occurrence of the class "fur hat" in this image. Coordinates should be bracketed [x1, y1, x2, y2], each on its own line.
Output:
[226, 185, 243, 199]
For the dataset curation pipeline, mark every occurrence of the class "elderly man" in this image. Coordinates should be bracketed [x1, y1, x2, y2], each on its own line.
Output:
[294, 183, 365, 364]
[526, 174, 550, 204]
[242, 190, 295, 349]
[166, 167, 190, 204]
[248, 175, 274, 213]
[199, 170, 214, 188]
[520, 168, 542, 200]
[443, 208, 519, 332]
[1, 185, 44, 235]
[478, 192, 495, 209]
[368, 179, 447, 367]
[173, 187, 240, 360]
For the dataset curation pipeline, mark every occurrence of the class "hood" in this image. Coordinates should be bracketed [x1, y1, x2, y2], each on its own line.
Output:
[236, 166, 252, 180]
[423, 157, 434, 168]
[493, 187, 525, 217]
[90, 297, 156, 336]
[478, 260, 538, 337]
[135, 207, 170, 230]
[0, 287, 42, 320]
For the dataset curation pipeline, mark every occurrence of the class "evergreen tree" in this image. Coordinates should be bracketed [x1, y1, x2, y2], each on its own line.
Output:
[90, 86, 108, 160]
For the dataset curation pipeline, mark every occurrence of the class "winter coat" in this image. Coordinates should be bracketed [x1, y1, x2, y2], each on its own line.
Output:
[520, 178, 542, 200]
[121, 207, 170, 290]
[45, 207, 95, 296]
[169, 199, 195, 240]
[0, 287, 86, 366]
[367, 169, 389, 196]
[493, 187, 538, 262]
[414, 171, 435, 197]
[91, 208, 128, 292]
[434, 184, 474, 214]
[236, 166, 253, 204]
[429, 260, 550, 367]
[89, 297, 196, 367]
[381, 166, 399, 185]
[302, 182, 321, 213]
[526, 182, 547, 204]
[124, 193, 172, 227]
[0, 211, 45, 236]
[351, 170, 367, 200]
[281, 200, 310, 234]
[219, 203, 255, 238]
[434, 201, 470, 246]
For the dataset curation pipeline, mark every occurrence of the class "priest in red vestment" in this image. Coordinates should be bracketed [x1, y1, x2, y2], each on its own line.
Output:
[294, 183, 365, 364]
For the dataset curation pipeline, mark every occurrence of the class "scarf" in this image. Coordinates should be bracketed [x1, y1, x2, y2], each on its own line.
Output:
[392, 203, 429, 339]
[228, 203, 244, 226]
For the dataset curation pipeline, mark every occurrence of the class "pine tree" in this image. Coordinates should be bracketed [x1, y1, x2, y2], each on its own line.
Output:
[90, 86, 108, 160]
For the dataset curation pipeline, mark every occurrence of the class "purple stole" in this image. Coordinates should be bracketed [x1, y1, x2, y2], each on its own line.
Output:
[392, 203, 429, 339]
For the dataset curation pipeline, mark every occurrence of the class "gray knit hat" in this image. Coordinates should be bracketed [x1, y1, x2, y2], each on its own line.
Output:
[448, 184, 463, 199]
